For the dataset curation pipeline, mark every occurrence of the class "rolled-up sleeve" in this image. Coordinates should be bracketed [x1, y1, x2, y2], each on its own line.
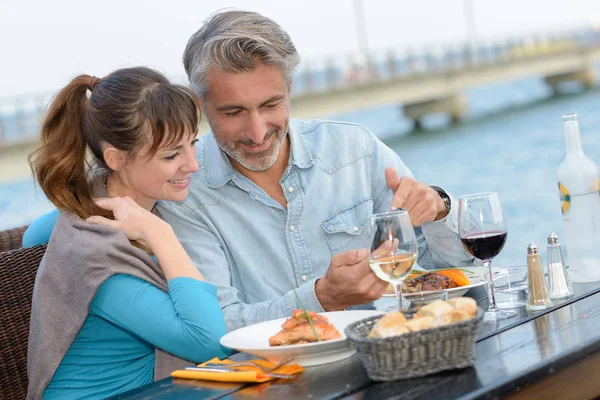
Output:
[158, 202, 321, 332]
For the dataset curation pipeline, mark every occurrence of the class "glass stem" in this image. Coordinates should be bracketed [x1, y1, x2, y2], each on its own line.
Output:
[394, 282, 404, 312]
[485, 260, 499, 312]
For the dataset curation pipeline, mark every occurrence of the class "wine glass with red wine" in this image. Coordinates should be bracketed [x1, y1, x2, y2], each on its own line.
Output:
[458, 192, 516, 321]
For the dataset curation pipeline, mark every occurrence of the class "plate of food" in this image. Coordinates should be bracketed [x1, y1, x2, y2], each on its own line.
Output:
[219, 309, 383, 367]
[383, 267, 507, 299]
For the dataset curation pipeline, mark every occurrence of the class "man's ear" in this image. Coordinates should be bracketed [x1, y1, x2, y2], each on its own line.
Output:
[103, 146, 126, 171]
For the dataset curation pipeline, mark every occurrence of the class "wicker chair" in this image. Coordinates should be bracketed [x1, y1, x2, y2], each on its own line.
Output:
[0, 244, 47, 400]
[0, 226, 28, 253]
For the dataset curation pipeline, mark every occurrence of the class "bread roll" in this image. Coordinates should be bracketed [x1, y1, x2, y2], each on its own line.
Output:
[368, 298, 477, 339]
[430, 308, 474, 327]
[368, 324, 410, 339]
[447, 297, 477, 318]
[431, 314, 453, 328]
[404, 316, 434, 332]
[368, 311, 409, 339]
[414, 300, 454, 319]
[374, 311, 407, 329]
[448, 309, 474, 323]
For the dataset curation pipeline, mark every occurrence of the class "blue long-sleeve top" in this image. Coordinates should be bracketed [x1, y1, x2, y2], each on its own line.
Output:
[25, 212, 230, 399]
[22, 208, 59, 247]
[43, 274, 230, 399]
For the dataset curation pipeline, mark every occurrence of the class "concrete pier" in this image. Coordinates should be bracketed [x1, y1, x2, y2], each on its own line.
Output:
[544, 66, 596, 92]
[0, 140, 37, 182]
[3, 26, 600, 183]
[403, 94, 468, 128]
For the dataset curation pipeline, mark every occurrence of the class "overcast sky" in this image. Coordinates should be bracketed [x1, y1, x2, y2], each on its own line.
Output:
[2, 0, 600, 97]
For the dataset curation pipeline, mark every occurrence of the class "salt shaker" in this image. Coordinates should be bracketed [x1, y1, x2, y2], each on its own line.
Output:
[546, 233, 574, 299]
[526, 242, 553, 311]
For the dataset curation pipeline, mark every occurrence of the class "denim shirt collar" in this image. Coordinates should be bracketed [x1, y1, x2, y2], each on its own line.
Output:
[200, 120, 314, 189]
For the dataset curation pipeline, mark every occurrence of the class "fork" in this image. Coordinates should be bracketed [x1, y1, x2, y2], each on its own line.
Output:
[183, 366, 295, 379]
[185, 355, 296, 378]
[203, 355, 295, 373]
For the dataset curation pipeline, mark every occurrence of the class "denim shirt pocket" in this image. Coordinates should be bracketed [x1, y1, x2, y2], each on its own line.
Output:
[321, 198, 373, 254]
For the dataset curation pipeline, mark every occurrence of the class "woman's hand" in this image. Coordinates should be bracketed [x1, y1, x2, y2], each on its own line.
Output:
[87, 196, 204, 281]
[86, 197, 167, 242]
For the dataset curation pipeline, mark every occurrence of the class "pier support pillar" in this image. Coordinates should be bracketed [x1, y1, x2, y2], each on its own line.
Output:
[544, 66, 596, 93]
[403, 94, 468, 128]
[0, 140, 38, 182]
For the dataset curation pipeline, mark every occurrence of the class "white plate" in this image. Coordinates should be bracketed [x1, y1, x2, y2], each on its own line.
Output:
[382, 266, 507, 299]
[220, 310, 383, 367]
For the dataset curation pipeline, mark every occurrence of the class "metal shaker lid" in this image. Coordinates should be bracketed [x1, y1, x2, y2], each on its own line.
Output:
[548, 232, 560, 245]
[527, 242, 539, 255]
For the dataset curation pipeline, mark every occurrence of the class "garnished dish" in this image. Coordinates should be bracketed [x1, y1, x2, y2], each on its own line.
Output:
[381, 267, 505, 298]
[403, 269, 470, 292]
[220, 310, 383, 366]
[269, 309, 342, 346]
[368, 297, 477, 339]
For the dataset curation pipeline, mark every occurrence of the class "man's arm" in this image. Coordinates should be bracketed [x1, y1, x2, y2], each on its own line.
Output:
[367, 129, 476, 269]
[157, 202, 325, 331]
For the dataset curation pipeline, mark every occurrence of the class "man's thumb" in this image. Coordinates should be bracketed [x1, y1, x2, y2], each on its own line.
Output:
[331, 249, 367, 267]
[385, 167, 401, 191]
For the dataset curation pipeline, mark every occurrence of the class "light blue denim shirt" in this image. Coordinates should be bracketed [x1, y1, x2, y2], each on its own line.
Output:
[158, 119, 475, 331]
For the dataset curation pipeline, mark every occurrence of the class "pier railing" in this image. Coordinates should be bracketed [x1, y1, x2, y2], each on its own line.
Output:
[1, 25, 599, 146]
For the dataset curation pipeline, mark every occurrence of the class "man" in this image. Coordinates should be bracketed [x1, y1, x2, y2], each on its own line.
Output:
[158, 10, 475, 331]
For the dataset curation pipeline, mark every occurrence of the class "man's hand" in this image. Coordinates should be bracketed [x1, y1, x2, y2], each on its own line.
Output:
[384, 167, 447, 226]
[315, 249, 389, 311]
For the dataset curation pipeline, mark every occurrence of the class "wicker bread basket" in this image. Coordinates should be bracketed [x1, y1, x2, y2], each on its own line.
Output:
[344, 308, 483, 381]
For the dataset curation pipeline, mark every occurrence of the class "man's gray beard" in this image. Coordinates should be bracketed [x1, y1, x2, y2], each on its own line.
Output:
[219, 130, 286, 172]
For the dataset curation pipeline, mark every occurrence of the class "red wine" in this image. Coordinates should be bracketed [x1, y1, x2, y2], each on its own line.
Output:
[460, 231, 507, 261]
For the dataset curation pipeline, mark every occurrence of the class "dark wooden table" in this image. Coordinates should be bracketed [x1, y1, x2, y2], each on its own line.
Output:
[111, 283, 600, 400]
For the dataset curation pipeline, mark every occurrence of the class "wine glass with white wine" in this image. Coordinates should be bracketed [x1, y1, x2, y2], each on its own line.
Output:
[367, 210, 418, 311]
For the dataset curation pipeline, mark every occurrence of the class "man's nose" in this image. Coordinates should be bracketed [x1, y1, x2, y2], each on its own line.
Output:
[246, 111, 267, 144]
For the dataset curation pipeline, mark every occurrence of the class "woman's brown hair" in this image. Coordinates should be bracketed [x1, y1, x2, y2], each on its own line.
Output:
[29, 67, 202, 220]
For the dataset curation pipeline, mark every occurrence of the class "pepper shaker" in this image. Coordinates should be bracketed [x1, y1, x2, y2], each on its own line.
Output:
[546, 233, 574, 299]
[526, 242, 553, 311]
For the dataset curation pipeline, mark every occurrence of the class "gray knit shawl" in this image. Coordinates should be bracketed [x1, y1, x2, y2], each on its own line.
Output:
[27, 179, 189, 399]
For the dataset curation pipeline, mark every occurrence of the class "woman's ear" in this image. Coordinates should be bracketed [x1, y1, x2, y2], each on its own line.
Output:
[103, 146, 126, 171]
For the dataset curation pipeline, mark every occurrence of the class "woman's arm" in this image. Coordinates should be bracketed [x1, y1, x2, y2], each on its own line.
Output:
[143, 222, 205, 282]
[91, 274, 230, 362]
[87, 196, 203, 282]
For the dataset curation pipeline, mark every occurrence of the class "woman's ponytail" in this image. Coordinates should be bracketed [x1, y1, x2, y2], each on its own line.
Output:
[29, 75, 103, 219]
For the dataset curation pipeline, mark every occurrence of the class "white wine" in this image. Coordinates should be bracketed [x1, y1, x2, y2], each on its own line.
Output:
[369, 253, 417, 283]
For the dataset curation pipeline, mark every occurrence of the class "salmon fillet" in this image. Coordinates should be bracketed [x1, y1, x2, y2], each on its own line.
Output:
[269, 310, 341, 346]
[281, 309, 330, 330]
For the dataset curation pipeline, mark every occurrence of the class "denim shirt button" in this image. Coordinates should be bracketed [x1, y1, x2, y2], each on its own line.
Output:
[288, 186, 294, 193]
[353, 226, 359, 232]
[289, 225, 295, 231]
[301, 275, 307, 281]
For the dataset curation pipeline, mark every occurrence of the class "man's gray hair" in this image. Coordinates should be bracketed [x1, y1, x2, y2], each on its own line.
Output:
[183, 10, 300, 100]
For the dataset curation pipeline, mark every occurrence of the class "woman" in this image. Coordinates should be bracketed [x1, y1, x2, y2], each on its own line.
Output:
[26, 67, 229, 400]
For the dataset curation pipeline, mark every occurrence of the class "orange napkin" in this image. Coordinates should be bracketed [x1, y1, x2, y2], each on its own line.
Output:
[171, 357, 304, 383]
